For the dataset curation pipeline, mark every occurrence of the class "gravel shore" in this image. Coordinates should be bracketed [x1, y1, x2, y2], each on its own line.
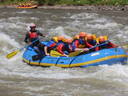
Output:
[0, 5, 128, 11]
[39, 5, 128, 11]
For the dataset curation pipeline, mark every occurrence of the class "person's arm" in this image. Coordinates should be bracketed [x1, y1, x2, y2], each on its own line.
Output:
[44, 46, 49, 56]
[37, 30, 45, 37]
[108, 42, 117, 48]
[85, 41, 93, 48]
[24, 33, 29, 43]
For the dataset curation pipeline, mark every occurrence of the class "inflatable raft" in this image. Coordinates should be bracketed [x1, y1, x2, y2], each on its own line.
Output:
[16, 5, 38, 9]
[23, 42, 128, 68]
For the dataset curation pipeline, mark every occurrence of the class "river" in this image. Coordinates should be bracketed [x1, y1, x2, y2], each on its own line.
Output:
[0, 8, 128, 96]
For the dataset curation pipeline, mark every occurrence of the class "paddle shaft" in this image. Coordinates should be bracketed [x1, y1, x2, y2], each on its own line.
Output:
[6, 38, 41, 59]
[78, 41, 109, 56]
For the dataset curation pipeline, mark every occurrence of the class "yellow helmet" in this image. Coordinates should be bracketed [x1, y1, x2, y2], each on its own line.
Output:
[104, 36, 108, 41]
[62, 38, 67, 42]
[92, 34, 96, 40]
[98, 36, 108, 42]
[52, 37, 58, 43]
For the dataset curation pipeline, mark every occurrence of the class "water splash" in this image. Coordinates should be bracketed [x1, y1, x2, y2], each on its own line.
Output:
[0, 33, 20, 55]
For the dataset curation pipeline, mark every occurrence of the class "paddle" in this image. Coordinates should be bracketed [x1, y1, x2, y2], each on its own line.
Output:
[6, 39, 39, 59]
[50, 50, 63, 57]
[69, 41, 109, 57]
[69, 50, 83, 57]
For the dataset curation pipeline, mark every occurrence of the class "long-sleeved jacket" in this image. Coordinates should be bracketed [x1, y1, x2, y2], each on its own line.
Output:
[24, 30, 43, 43]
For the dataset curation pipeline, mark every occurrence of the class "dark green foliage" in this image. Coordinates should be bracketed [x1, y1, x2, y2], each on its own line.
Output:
[36, 0, 61, 5]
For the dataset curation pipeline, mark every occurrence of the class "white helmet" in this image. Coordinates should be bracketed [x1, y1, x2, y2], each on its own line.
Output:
[30, 24, 36, 28]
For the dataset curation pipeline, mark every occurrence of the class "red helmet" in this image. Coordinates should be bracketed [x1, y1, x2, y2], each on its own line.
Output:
[30, 24, 36, 28]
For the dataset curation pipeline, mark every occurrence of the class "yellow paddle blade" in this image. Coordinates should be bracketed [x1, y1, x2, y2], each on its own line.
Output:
[69, 50, 82, 57]
[6, 50, 20, 59]
[50, 50, 63, 57]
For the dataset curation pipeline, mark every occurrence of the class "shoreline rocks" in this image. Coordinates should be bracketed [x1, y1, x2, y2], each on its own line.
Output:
[39, 5, 128, 11]
[0, 5, 128, 11]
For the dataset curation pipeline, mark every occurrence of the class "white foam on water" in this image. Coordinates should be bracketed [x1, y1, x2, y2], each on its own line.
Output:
[89, 18, 108, 23]
[118, 26, 128, 40]
[30, 17, 39, 20]
[50, 26, 71, 38]
[83, 64, 128, 85]
[0, 17, 29, 32]
[86, 22, 120, 29]
[70, 13, 98, 19]
[16, 10, 32, 14]
[0, 33, 20, 54]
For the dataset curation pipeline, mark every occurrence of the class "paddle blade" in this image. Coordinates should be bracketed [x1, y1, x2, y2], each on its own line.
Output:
[50, 50, 63, 57]
[6, 50, 20, 59]
[69, 51, 82, 57]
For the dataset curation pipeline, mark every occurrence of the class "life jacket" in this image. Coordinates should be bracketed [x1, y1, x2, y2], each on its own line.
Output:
[78, 39, 85, 48]
[29, 32, 38, 39]
[86, 40, 97, 47]
[56, 41, 72, 55]
[86, 40, 99, 51]
[47, 40, 57, 49]
[72, 39, 79, 51]
[64, 43, 73, 53]
[56, 41, 65, 55]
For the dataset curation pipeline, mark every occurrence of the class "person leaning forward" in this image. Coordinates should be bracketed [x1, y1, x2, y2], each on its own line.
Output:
[24, 24, 45, 46]
[24, 24, 45, 60]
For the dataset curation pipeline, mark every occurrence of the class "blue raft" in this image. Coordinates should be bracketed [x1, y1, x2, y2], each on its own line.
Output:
[23, 42, 128, 68]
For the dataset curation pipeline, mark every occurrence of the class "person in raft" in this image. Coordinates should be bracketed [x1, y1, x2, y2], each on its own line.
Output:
[56, 37, 74, 57]
[55, 36, 68, 57]
[72, 34, 89, 52]
[24, 24, 45, 59]
[43, 37, 58, 56]
[24, 24, 45, 46]
[85, 34, 99, 52]
[97, 36, 117, 50]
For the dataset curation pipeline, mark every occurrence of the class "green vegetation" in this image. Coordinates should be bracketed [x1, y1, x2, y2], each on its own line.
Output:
[0, 0, 30, 5]
[0, 0, 128, 5]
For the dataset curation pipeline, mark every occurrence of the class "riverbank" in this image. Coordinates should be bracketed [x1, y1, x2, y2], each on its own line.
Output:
[39, 5, 128, 11]
[1, 5, 128, 11]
